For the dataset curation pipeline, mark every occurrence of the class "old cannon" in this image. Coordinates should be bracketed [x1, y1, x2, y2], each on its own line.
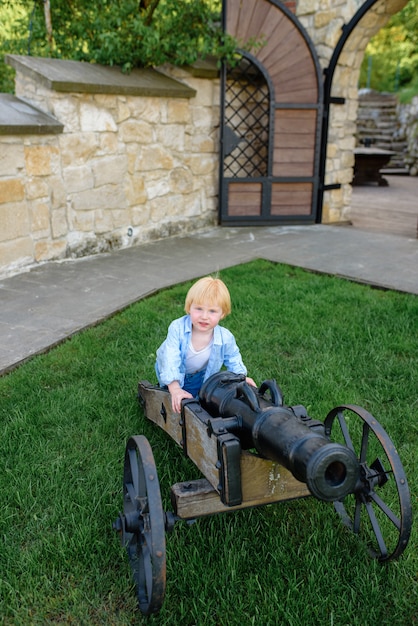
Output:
[113, 372, 412, 615]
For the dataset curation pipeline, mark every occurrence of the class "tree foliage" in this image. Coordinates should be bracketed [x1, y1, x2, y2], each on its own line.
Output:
[0, 0, 244, 92]
[359, 0, 418, 99]
[1, 0, 417, 98]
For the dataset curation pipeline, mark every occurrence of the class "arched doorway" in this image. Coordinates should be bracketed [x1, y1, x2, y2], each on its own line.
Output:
[219, 0, 323, 224]
[220, 0, 410, 226]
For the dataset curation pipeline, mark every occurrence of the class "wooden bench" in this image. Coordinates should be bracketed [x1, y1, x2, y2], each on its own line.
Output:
[353, 147, 395, 186]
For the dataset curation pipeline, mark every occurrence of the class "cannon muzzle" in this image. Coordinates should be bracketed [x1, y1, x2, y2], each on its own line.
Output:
[199, 373, 359, 502]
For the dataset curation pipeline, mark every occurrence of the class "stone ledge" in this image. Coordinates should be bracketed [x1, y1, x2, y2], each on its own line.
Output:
[5, 54, 197, 98]
[186, 56, 219, 79]
[0, 94, 64, 135]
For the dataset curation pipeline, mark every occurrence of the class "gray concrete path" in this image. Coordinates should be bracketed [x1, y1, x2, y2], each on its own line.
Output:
[1, 223, 417, 375]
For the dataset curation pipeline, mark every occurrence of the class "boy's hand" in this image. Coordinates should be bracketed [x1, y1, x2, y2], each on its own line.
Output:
[245, 376, 257, 388]
[168, 381, 193, 413]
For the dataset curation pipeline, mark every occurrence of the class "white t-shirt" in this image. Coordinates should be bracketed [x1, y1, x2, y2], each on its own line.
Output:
[185, 338, 213, 374]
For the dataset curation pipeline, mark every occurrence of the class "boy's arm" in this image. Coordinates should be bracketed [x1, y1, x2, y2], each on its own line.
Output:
[167, 381, 193, 413]
[156, 319, 185, 387]
[220, 328, 256, 386]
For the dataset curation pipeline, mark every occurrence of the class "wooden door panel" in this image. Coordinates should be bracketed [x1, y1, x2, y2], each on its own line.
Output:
[227, 183, 263, 217]
[271, 183, 312, 216]
[220, 0, 322, 224]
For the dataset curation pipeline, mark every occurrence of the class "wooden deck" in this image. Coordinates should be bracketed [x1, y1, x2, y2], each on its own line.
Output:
[347, 174, 418, 239]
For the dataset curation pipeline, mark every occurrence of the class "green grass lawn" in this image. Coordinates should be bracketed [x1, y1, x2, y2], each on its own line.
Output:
[1, 259, 416, 625]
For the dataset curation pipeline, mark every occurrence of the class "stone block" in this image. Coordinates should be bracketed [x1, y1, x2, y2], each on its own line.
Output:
[338, 168, 354, 184]
[191, 106, 213, 128]
[184, 154, 216, 176]
[92, 155, 127, 187]
[124, 174, 147, 205]
[71, 209, 95, 232]
[169, 168, 194, 194]
[110, 209, 128, 228]
[135, 98, 162, 124]
[131, 205, 150, 227]
[64, 165, 94, 193]
[167, 100, 191, 124]
[0, 179, 25, 204]
[0, 143, 24, 175]
[0, 237, 33, 270]
[34, 239, 66, 262]
[0, 201, 30, 241]
[147, 177, 170, 200]
[119, 120, 154, 144]
[24, 145, 58, 176]
[80, 102, 117, 132]
[59, 133, 98, 167]
[314, 11, 336, 29]
[25, 177, 49, 200]
[93, 94, 119, 110]
[94, 209, 114, 234]
[135, 145, 174, 171]
[149, 196, 178, 222]
[189, 133, 216, 153]
[99, 132, 119, 155]
[117, 99, 131, 123]
[30, 200, 50, 234]
[126, 146, 137, 175]
[51, 97, 80, 132]
[341, 151, 355, 168]
[156, 124, 185, 151]
[189, 79, 214, 107]
[50, 176, 67, 210]
[51, 207, 68, 238]
[71, 184, 127, 212]
[182, 191, 202, 217]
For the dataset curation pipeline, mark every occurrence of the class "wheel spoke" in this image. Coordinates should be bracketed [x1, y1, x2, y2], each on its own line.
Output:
[120, 435, 166, 615]
[142, 533, 154, 601]
[326, 405, 412, 561]
[370, 491, 401, 530]
[334, 500, 355, 532]
[126, 481, 136, 505]
[364, 499, 388, 558]
[134, 538, 153, 609]
[337, 411, 354, 451]
[359, 422, 370, 463]
[353, 498, 362, 534]
[128, 447, 139, 495]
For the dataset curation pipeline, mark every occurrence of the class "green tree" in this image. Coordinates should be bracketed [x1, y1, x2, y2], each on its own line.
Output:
[0, 0, 246, 92]
[359, 0, 418, 100]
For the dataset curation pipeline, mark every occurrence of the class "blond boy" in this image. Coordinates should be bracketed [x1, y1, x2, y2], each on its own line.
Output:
[155, 276, 255, 412]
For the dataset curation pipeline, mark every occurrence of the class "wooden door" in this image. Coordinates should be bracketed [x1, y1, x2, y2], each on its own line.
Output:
[220, 0, 323, 224]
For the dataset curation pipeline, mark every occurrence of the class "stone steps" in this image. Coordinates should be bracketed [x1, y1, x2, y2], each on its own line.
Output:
[357, 90, 408, 169]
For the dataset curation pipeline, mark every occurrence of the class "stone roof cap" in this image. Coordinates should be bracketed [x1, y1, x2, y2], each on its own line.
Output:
[5, 54, 197, 98]
[0, 94, 64, 135]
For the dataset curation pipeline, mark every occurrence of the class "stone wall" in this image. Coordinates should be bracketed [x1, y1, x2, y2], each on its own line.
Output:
[295, 0, 409, 222]
[398, 96, 418, 175]
[0, 58, 220, 277]
[355, 90, 418, 171]
[0, 0, 411, 276]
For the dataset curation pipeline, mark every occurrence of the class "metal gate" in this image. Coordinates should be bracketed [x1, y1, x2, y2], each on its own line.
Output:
[220, 0, 324, 225]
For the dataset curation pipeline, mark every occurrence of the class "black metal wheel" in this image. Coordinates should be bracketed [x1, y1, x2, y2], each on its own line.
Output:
[116, 435, 166, 615]
[324, 405, 412, 562]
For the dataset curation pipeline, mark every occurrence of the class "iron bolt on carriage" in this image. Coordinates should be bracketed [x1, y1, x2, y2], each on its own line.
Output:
[113, 372, 412, 615]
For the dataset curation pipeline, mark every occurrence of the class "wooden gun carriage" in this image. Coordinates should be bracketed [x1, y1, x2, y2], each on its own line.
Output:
[113, 373, 412, 615]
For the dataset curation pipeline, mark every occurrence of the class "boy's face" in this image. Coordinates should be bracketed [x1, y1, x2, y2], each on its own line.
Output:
[189, 302, 224, 333]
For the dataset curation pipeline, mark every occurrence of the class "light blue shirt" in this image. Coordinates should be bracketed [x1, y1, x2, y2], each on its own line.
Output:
[155, 314, 247, 387]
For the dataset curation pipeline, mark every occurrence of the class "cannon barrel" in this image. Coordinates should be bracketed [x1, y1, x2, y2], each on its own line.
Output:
[199, 373, 359, 502]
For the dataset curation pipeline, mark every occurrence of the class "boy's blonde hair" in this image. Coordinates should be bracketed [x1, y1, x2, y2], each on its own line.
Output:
[185, 276, 231, 317]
